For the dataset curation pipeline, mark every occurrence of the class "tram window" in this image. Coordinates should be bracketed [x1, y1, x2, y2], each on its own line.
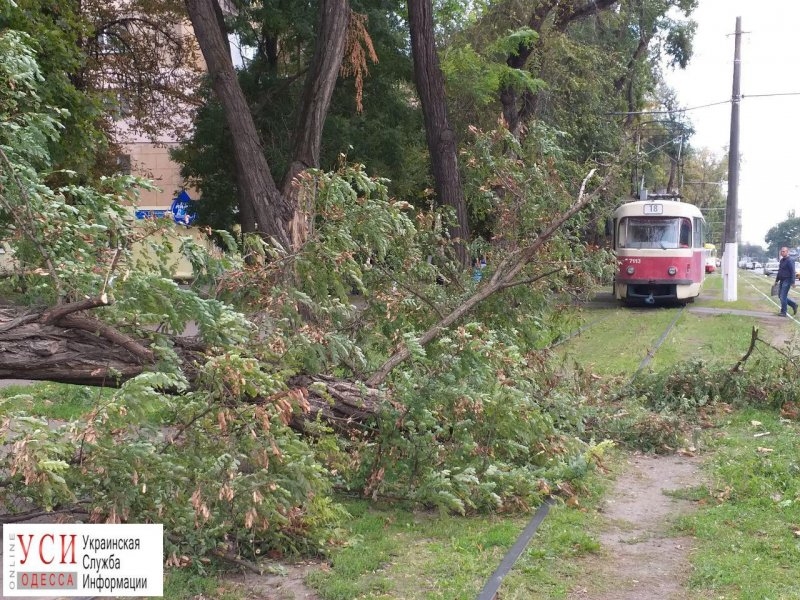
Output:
[679, 218, 691, 247]
[620, 217, 689, 249]
[693, 217, 705, 248]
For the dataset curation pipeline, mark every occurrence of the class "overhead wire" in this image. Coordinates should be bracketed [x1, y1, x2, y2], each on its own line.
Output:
[607, 99, 729, 116]
[608, 91, 800, 118]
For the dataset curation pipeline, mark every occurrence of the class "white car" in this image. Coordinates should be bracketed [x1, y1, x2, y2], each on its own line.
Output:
[764, 260, 780, 276]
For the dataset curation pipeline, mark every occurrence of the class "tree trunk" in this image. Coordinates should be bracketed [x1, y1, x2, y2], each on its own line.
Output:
[407, 0, 470, 267]
[498, 0, 619, 139]
[281, 0, 350, 248]
[0, 305, 157, 386]
[184, 0, 293, 249]
[0, 305, 383, 432]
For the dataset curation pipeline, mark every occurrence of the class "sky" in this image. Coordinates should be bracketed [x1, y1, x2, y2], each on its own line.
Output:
[663, 0, 800, 247]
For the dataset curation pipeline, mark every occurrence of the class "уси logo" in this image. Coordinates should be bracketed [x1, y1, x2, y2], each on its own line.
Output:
[3, 524, 163, 597]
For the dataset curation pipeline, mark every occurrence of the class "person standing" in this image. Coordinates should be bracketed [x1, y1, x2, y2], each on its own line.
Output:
[775, 246, 798, 316]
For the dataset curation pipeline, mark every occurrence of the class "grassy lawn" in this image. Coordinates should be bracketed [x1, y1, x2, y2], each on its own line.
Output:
[557, 272, 787, 376]
[675, 408, 800, 599]
[650, 312, 764, 370]
[308, 469, 612, 600]
[695, 270, 771, 311]
[0, 381, 112, 419]
[553, 306, 678, 374]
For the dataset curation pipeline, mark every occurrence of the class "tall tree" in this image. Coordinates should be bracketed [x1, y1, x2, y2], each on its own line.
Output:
[407, 0, 470, 266]
[184, 0, 292, 247]
[0, 0, 107, 174]
[183, 0, 350, 250]
[493, 0, 619, 139]
[282, 0, 350, 247]
[458, 0, 696, 142]
[765, 215, 800, 258]
[175, 0, 426, 235]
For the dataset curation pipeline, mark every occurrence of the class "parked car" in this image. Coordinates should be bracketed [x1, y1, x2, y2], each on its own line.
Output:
[764, 260, 780, 276]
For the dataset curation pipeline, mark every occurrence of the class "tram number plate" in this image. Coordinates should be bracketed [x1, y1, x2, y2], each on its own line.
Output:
[642, 203, 663, 215]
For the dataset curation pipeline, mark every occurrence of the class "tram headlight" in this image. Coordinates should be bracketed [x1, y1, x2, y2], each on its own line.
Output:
[626, 266, 635, 275]
[667, 266, 677, 276]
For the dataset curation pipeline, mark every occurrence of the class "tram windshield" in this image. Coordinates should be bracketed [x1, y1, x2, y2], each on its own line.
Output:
[618, 217, 692, 249]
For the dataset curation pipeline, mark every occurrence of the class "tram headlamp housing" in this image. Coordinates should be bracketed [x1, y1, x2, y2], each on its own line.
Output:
[667, 266, 677, 276]
[626, 266, 635, 275]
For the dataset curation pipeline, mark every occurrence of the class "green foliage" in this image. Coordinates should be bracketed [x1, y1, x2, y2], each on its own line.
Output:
[198, 133, 618, 516]
[440, 29, 546, 120]
[345, 322, 598, 513]
[0, 28, 346, 564]
[0, 13, 663, 572]
[0, 382, 109, 420]
[578, 353, 800, 454]
[765, 215, 800, 257]
[0, 0, 107, 174]
[629, 355, 800, 415]
[2, 370, 347, 559]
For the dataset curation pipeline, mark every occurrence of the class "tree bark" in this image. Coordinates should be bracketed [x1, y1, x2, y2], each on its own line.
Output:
[0, 305, 157, 386]
[184, 0, 293, 248]
[407, 0, 470, 267]
[0, 305, 383, 431]
[282, 0, 350, 249]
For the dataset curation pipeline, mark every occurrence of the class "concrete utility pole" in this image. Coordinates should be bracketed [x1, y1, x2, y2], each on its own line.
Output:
[722, 16, 742, 301]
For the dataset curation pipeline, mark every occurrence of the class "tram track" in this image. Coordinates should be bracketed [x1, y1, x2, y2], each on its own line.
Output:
[632, 304, 685, 377]
[479, 297, 690, 599]
[546, 314, 611, 350]
[738, 270, 800, 322]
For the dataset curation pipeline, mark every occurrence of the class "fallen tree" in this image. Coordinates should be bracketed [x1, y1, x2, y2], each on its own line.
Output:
[0, 302, 386, 432]
[1, 163, 613, 435]
[0, 32, 625, 561]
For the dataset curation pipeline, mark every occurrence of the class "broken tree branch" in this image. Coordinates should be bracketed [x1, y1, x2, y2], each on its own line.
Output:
[39, 295, 111, 325]
[731, 326, 759, 373]
[366, 167, 608, 387]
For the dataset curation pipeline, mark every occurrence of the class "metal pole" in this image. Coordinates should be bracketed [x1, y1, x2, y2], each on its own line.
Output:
[722, 16, 742, 302]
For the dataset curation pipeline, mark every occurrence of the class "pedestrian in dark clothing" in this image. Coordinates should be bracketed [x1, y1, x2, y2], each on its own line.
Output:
[775, 246, 797, 316]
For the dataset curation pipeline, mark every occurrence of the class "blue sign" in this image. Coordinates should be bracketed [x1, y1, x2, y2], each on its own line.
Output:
[170, 190, 197, 226]
[135, 209, 169, 220]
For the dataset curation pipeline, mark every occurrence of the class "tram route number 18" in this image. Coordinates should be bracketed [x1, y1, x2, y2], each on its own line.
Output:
[642, 203, 663, 215]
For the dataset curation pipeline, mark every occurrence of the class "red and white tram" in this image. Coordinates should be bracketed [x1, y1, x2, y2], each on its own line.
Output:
[612, 198, 707, 304]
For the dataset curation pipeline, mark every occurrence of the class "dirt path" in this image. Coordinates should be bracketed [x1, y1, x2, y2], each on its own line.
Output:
[218, 563, 322, 600]
[566, 453, 706, 600]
